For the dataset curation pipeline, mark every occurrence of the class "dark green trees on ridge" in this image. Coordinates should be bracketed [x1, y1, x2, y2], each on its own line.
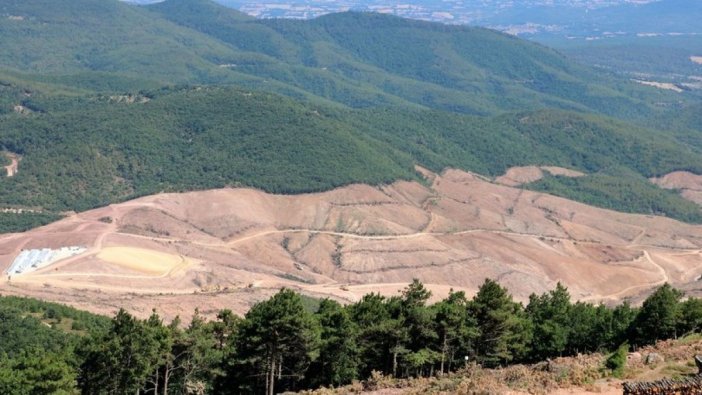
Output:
[2, 279, 700, 394]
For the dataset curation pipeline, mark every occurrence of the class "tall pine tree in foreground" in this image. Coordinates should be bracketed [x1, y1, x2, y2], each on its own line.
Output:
[308, 299, 359, 388]
[78, 309, 165, 394]
[632, 283, 683, 345]
[469, 279, 532, 367]
[219, 289, 320, 395]
[432, 290, 478, 375]
[526, 283, 571, 360]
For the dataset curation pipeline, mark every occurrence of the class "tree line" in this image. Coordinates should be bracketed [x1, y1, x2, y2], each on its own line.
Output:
[3, 84, 702, 235]
[1, 279, 700, 394]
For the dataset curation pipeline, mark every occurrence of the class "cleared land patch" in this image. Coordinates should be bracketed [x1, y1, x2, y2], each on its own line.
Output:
[2, 168, 702, 322]
[633, 79, 684, 93]
[495, 165, 585, 186]
[650, 171, 702, 206]
[2, 152, 20, 177]
[691, 56, 702, 65]
[96, 247, 190, 276]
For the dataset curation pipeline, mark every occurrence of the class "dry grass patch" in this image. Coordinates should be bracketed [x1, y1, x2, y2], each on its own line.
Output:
[298, 355, 606, 395]
[96, 247, 189, 275]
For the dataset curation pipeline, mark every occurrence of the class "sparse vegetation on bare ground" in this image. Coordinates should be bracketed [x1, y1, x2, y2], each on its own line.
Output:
[297, 334, 702, 395]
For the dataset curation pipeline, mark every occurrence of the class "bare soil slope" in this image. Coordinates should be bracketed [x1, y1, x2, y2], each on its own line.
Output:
[2, 168, 702, 321]
[2, 152, 19, 177]
[651, 171, 702, 205]
[495, 166, 584, 187]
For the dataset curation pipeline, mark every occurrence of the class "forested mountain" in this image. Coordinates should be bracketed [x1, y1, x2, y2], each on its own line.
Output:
[0, 0, 701, 231]
[147, 0, 681, 118]
[1, 82, 701, 224]
[0, 0, 681, 117]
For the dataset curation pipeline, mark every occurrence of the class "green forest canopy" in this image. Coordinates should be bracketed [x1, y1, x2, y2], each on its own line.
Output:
[0, 0, 688, 118]
[0, 0, 701, 232]
[0, 280, 697, 394]
[1, 84, 701, 228]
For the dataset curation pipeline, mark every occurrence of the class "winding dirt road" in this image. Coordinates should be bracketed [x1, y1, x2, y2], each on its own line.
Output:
[4, 167, 702, 320]
[21, 221, 691, 302]
[582, 251, 669, 302]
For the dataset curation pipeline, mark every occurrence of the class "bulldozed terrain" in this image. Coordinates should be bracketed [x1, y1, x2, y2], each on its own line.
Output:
[651, 171, 702, 206]
[3, 167, 702, 321]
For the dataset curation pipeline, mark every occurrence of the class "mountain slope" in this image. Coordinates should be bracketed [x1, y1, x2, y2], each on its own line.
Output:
[0, 0, 680, 118]
[3, 168, 702, 321]
[0, 0, 248, 84]
[0, 82, 700, 223]
[0, 86, 414, 212]
[148, 0, 679, 118]
[0, 0, 700, 230]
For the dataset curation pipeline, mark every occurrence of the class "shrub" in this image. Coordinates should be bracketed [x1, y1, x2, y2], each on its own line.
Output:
[605, 343, 629, 377]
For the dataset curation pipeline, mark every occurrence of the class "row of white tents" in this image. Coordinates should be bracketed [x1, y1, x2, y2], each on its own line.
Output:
[5, 246, 85, 275]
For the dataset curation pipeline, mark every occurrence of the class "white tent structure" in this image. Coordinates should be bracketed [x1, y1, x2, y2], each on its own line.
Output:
[5, 246, 85, 275]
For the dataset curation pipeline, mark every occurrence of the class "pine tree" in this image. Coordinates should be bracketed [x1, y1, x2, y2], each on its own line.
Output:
[348, 293, 397, 378]
[678, 297, 702, 335]
[611, 301, 637, 347]
[309, 299, 359, 387]
[469, 279, 532, 367]
[77, 309, 163, 394]
[222, 289, 320, 395]
[165, 311, 227, 394]
[399, 280, 438, 377]
[526, 283, 571, 360]
[631, 283, 683, 345]
[432, 290, 478, 374]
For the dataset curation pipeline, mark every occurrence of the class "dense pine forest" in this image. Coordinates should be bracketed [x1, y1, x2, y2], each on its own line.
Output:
[2, 84, 702, 230]
[1, 280, 699, 394]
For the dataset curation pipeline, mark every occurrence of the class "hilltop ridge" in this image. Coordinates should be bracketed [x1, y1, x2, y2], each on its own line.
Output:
[0, 84, 701, 226]
[0, 0, 680, 117]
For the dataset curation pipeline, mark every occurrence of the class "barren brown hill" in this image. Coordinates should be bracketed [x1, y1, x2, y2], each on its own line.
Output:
[2, 168, 702, 321]
[651, 171, 702, 206]
[495, 166, 585, 187]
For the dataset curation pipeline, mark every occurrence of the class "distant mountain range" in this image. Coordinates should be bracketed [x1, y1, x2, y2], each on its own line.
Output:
[485, 0, 701, 38]
[1, 0, 669, 117]
[120, 0, 695, 39]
